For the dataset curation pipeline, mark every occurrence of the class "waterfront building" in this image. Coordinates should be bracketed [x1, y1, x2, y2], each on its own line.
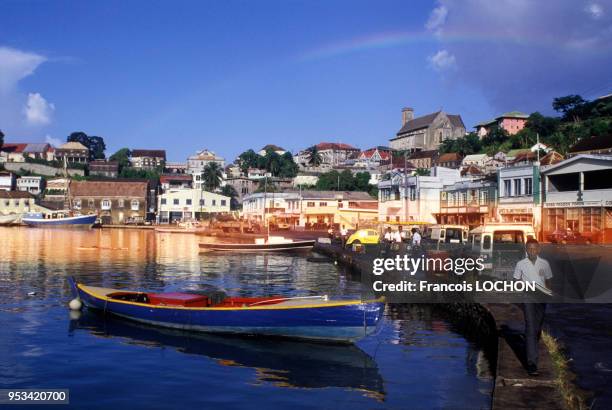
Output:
[44, 178, 69, 202]
[16, 176, 45, 195]
[258, 144, 286, 156]
[0, 143, 28, 163]
[435, 152, 463, 169]
[55, 141, 89, 164]
[567, 135, 612, 157]
[497, 164, 541, 230]
[157, 189, 230, 223]
[160, 174, 193, 191]
[437, 178, 498, 228]
[0, 190, 36, 213]
[69, 180, 150, 224]
[89, 160, 119, 178]
[130, 149, 166, 170]
[390, 108, 465, 152]
[378, 167, 462, 224]
[0, 171, 16, 191]
[187, 149, 225, 175]
[242, 190, 377, 229]
[475, 111, 529, 137]
[541, 154, 612, 243]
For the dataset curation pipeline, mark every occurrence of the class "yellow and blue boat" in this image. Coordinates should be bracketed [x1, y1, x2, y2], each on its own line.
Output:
[68, 278, 384, 344]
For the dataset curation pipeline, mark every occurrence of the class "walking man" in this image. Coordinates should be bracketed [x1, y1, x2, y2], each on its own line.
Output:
[513, 238, 553, 376]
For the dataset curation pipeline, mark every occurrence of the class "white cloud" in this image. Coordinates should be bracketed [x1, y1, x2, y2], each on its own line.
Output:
[23, 92, 55, 126]
[0, 47, 46, 94]
[586, 3, 604, 19]
[44, 134, 62, 147]
[428, 50, 456, 71]
[426, 4, 448, 34]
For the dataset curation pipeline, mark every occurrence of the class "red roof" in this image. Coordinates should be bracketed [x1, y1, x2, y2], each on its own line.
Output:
[360, 148, 391, 161]
[1, 143, 28, 153]
[160, 174, 192, 183]
[316, 142, 358, 151]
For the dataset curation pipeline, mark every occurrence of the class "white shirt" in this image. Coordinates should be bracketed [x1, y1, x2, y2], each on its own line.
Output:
[340, 227, 348, 236]
[392, 231, 402, 243]
[513, 256, 553, 289]
[383, 232, 393, 241]
[412, 232, 421, 245]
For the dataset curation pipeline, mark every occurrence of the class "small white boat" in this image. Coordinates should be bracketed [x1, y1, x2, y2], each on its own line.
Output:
[155, 221, 206, 234]
[199, 236, 315, 252]
[0, 213, 19, 226]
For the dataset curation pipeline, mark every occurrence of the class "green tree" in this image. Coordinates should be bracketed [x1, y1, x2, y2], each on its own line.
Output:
[315, 170, 340, 190]
[238, 149, 260, 174]
[278, 152, 298, 178]
[221, 184, 240, 210]
[354, 172, 371, 191]
[67, 131, 106, 160]
[202, 162, 223, 191]
[553, 95, 587, 121]
[307, 145, 323, 167]
[0, 129, 4, 148]
[109, 148, 131, 172]
[414, 168, 430, 176]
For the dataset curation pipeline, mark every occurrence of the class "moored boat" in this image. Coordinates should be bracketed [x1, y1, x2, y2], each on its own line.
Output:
[0, 213, 20, 226]
[155, 221, 206, 234]
[199, 236, 315, 252]
[68, 278, 384, 343]
[22, 212, 97, 228]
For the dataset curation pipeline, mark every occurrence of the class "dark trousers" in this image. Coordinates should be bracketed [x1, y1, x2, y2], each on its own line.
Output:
[522, 303, 547, 367]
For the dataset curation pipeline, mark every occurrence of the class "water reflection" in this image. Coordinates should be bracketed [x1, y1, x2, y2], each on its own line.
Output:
[70, 310, 386, 399]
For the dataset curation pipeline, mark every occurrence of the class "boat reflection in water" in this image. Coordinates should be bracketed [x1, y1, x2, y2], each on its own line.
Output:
[69, 311, 386, 400]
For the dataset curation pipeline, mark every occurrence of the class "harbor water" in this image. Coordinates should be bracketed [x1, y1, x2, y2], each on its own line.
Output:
[0, 227, 493, 409]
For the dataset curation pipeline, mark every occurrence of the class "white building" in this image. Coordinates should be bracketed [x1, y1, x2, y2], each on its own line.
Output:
[462, 154, 490, 168]
[16, 176, 45, 195]
[187, 149, 225, 175]
[378, 167, 463, 223]
[157, 189, 230, 223]
[0, 172, 16, 191]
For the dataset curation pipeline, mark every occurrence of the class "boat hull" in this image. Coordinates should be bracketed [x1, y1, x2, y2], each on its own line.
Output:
[71, 282, 384, 343]
[199, 240, 315, 252]
[0, 214, 19, 225]
[22, 214, 97, 228]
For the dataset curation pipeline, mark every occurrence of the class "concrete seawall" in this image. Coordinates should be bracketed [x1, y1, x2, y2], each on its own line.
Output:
[313, 241, 565, 410]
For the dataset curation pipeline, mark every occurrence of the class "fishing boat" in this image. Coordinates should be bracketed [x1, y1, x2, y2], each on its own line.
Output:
[199, 236, 315, 252]
[68, 278, 384, 343]
[0, 213, 20, 226]
[155, 221, 206, 234]
[22, 212, 97, 228]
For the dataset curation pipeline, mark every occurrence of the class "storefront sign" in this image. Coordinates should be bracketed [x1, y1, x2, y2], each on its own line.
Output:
[544, 200, 602, 208]
[499, 208, 532, 214]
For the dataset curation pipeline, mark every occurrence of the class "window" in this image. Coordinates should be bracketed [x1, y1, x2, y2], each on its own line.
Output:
[118, 199, 125, 208]
[74, 199, 82, 209]
[101, 199, 111, 210]
[524, 178, 533, 195]
[307, 202, 315, 207]
[212, 200, 216, 206]
[88, 199, 94, 208]
[186, 199, 192, 205]
[221, 200, 226, 206]
[319, 202, 327, 207]
[131, 200, 139, 210]
[410, 187, 416, 201]
[338, 201, 344, 208]
[161, 198, 167, 205]
[513, 179, 522, 196]
[173, 199, 179, 205]
[480, 191, 488, 205]
[503, 180, 512, 197]
[199, 199, 205, 206]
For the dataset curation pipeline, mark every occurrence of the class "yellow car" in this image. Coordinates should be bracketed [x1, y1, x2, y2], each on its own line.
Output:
[345, 229, 380, 245]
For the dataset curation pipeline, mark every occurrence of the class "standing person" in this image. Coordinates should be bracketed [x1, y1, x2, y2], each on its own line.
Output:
[411, 227, 422, 247]
[513, 238, 553, 376]
[392, 227, 402, 243]
[383, 226, 394, 243]
[398, 225, 408, 242]
[340, 225, 348, 245]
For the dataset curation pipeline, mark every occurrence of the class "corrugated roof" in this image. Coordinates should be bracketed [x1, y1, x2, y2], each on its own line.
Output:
[437, 152, 462, 162]
[59, 141, 88, 151]
[70, 180, 148, 198]
[23, 143, 51, 153]
[396, 111, 440, 135]
[497, 111, 529, 119]
[1, 143, 28, 153]
[0, 190, 33, 199]
[408, 150, 438, 159]
[297, 191, 375, 200]
[315, 142, 359, 151]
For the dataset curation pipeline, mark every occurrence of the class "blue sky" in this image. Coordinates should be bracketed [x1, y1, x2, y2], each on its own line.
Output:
[1, 0, 611, 162]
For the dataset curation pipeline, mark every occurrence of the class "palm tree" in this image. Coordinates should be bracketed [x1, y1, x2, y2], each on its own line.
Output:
[202, 162, 223, 191]
[307, 145, 323, 167]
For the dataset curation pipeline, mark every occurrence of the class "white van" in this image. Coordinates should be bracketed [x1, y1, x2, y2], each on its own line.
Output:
[428, 224, 469, 245]
[468, 223, 537, 274]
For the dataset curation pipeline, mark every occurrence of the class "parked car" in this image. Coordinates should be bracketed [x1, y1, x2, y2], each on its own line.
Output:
[345, 229, 380, 246]
[547, 229, 594, 244]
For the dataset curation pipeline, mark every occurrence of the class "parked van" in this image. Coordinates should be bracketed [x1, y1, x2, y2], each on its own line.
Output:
[468, 223, 537, 277]
[427, 225, 469, 245]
